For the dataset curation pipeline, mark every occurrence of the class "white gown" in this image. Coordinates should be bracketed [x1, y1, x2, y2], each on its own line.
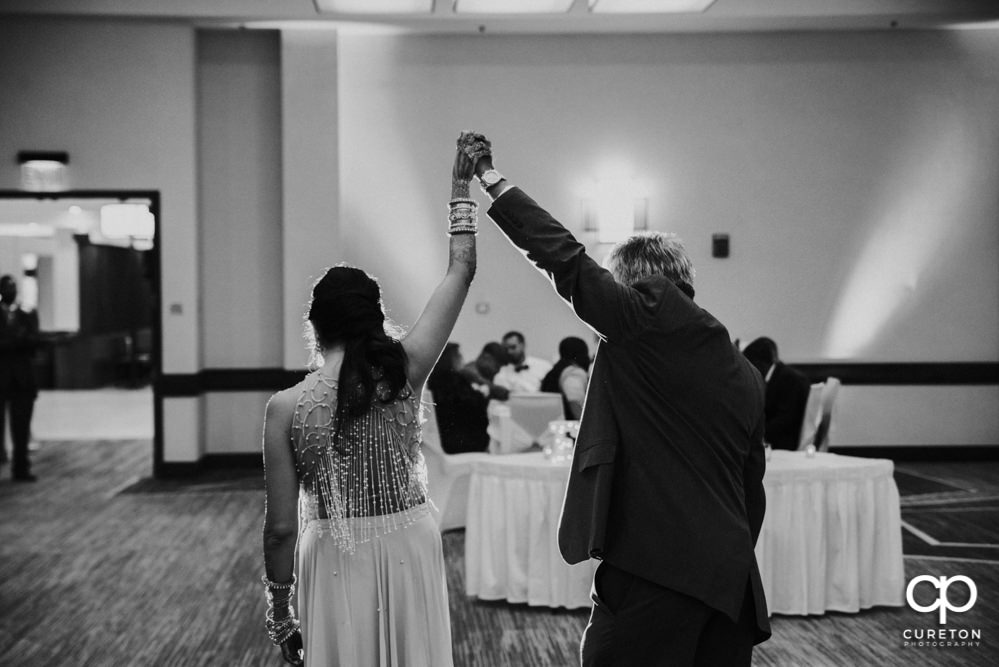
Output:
[292, 372, 453, 666]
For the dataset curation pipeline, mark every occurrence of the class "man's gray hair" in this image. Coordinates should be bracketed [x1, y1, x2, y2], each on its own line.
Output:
[606, 231, 695, 288]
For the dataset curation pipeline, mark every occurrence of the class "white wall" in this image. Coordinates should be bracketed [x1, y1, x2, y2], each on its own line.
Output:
[280, 30, 343, 370]
[0, 17, 200, 375]
[334, 30, 999, 366]
[196, 30, 284, 369]
[1, 18, 996, 455]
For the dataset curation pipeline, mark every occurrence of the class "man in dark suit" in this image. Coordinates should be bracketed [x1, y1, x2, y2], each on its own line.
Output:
[460, 134, 769, 665]
[0, 274, 40, 481]
[742, 337, 812, 450]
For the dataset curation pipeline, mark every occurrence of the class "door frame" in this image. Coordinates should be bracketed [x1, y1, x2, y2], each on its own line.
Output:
[0, 189, 164, 476]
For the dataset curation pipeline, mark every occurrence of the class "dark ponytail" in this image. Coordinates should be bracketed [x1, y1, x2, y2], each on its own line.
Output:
[308, 266, 410, 427]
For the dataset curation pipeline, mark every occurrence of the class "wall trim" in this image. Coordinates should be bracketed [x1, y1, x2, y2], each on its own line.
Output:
[159, 368, 306, 395]
[157, 362, 999, 398]
[830, 445, 999, 461]
[796, 362, 998, 385]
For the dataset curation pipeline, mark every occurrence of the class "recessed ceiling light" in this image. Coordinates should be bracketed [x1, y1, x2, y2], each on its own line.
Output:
[455, 0, 574, 13]
[589, 0, 716, 13]
[313, 0, 434, 14]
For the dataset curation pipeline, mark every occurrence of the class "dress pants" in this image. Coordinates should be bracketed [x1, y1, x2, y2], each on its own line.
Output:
[0, 395, 35, 478]
[581, 561, 756, 667]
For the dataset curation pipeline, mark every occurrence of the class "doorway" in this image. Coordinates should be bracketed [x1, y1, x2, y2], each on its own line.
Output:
[0, 190, 161, 477]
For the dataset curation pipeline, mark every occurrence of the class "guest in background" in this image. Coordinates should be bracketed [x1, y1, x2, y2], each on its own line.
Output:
[541, 336, 591, 420]
[460, 131, 769, 666]
[428, 342, 490, 454]
[494, 331, 552, 394]
[742, 337, 811, 451]
[459, 341, 510, 400]
[0, 274, 40, 482]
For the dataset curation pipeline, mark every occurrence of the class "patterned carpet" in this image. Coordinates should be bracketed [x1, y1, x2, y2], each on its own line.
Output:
[2, 441, 999, 666]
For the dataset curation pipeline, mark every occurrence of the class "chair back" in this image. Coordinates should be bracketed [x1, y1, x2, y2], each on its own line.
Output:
[813, 377, 841, 452]
[797, 382, 825, 451]
[420, 389, 488, 532]
[506, 392, 565, 441]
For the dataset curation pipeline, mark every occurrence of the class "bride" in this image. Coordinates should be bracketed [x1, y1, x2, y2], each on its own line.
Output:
[260, 135, 480, 665]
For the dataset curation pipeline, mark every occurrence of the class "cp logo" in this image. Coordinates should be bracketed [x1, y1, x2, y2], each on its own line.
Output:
[906, 575, 977, 624]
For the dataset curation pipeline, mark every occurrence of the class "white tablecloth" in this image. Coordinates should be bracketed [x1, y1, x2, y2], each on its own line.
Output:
[463, 449, 905, 615]
[464, 452, 597, 609]
[756, 450, 905, 615]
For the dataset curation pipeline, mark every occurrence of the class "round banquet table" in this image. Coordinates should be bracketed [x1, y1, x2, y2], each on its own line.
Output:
[757, 449, 904, 615]
[464, 452, 597, 609]
[463, 449, 905, 615]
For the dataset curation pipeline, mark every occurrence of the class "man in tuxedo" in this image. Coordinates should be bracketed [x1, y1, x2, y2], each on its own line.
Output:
[742, 337, 812, 450]
[0, 274, 40, 481]
[460, 133, 769, 665]
[493, 330, 552, 394]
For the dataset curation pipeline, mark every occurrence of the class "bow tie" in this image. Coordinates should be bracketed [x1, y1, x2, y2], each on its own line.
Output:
[515, 364, 529, 372]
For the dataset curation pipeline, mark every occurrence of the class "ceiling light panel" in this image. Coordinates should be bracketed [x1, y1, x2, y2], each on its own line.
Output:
[589, 0, 716, 13]
[455, 0, 575, 14]
[314, 0, 434, 14]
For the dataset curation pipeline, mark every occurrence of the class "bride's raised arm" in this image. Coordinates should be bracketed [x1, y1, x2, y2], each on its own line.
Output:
[404, 133, 479, 389]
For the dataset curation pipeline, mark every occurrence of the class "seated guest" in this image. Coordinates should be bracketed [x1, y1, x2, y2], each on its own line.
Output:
[427, 342, 490, 454]
[742, 336, 811, 450]
[541, 336, 591, 420]
[494, 330, 552, 394]
[459, 341, 510, 400]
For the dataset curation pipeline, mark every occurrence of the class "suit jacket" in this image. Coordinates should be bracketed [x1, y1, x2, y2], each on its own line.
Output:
[765, 362, 812, 450]
[0, 304, 40, 396]
[489, 188, 770, 642]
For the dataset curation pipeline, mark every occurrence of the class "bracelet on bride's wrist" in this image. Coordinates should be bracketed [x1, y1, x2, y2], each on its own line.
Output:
[447, 198, 478, 236]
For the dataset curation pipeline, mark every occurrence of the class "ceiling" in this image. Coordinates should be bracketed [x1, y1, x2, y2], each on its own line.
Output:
[1, 0, 997, 33]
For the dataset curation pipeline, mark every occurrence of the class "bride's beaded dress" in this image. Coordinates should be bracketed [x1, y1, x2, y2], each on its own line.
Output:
[292, 370, 453, 666]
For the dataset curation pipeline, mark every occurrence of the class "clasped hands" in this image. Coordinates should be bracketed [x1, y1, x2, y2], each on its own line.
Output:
[452, 130, 494, 184]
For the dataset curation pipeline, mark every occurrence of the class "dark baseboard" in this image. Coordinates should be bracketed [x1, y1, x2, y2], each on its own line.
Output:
[155, 461, 203, 478]
[156, 363, 999, 398]
[159, 368, 306, 396]
[202, 453, 262, 470]
[795, 362, 998, 385]
[829, 445, 999, 461]
[155, 453, 261, 478]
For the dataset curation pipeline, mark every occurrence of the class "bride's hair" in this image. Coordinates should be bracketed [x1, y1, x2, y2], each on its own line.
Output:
[306, 265, 409, 422]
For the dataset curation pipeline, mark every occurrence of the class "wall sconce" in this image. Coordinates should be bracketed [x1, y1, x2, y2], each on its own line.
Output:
[17, 151, 70, 192]
[582, 176, 648, 244]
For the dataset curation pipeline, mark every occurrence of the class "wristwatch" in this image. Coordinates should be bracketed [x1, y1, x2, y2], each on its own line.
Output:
[477, 169, 505, 192]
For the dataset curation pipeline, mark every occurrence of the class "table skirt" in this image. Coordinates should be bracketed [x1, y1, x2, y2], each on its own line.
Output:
[464, 456, 597, 609]
[755, 452, 905, 615]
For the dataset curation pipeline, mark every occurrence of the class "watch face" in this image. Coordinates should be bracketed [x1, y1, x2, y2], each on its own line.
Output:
[481, 171, 502, 186]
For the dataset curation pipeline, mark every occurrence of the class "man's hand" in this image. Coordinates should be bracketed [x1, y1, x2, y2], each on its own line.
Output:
[457, 131, 494, 177]
[280, 630, 304, 665]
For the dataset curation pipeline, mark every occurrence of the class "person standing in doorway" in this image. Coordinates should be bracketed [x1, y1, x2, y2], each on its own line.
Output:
[0, 274, 40, 482]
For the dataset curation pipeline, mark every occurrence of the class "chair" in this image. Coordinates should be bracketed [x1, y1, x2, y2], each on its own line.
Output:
[420, 392, 491, 532]
[813, 377, 841, 452]
[489, 392, 565, 455]
[796, 382, 825, 451]
[507, 392, 565, 440]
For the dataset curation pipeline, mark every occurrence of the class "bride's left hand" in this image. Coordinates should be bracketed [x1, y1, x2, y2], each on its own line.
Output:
[280, 630, 304, 665]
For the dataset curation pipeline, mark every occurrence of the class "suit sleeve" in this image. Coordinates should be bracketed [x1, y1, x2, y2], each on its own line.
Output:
[744, 414, 767, 546]
[487, 187, 652, 341]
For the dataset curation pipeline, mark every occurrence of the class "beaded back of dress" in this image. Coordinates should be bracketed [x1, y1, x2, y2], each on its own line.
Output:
[292, 371, 429, 553]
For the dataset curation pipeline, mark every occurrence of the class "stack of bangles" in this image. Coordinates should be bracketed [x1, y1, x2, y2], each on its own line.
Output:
[448, 197, 478, 236]
[262, 574, 301, 645]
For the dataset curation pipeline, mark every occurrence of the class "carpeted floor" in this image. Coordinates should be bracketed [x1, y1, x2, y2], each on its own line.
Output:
[2, 440, 999, 666]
